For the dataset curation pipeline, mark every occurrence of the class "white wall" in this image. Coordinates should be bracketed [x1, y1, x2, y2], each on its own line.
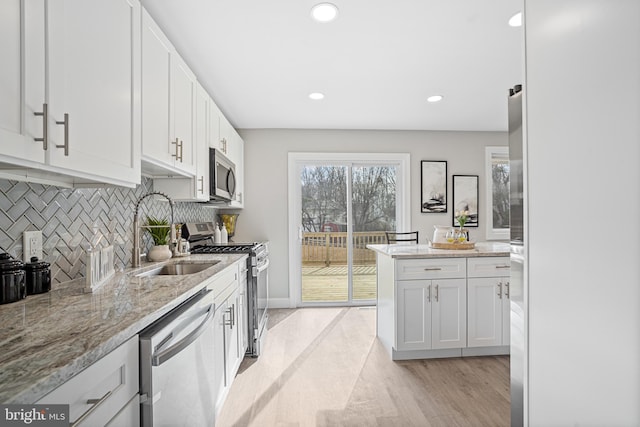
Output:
[525, 0, 640, 425]
[234, 129, 506, 305]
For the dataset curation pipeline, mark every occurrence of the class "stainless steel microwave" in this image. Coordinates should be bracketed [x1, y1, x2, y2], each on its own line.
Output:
[209, 149, 236, 202]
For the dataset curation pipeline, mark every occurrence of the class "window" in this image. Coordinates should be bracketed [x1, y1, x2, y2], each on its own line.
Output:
[485, 146, 510, 240]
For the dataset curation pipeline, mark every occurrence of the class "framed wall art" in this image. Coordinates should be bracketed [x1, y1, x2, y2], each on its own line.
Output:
[452, 175, 479, 227]
[420, 160, 447, 213]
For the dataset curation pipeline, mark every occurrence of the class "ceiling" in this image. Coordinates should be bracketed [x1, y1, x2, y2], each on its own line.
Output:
[141, 0, 523, 132]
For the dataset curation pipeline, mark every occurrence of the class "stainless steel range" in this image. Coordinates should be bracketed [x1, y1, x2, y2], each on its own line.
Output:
[182, 222, 269, 357]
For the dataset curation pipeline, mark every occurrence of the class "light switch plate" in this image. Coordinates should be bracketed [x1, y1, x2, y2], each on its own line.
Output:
[23, 230, 43, 262]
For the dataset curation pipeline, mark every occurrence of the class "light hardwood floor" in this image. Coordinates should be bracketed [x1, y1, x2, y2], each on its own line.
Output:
[217, 307, 510, 427]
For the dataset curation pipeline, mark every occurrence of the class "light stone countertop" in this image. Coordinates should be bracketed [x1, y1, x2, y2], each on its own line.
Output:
[0, 253, 246, 404]
[367, 241, 510, 258]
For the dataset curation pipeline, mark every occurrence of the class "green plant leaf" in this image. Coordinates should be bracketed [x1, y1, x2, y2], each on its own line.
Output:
[145, 216, 170, 245]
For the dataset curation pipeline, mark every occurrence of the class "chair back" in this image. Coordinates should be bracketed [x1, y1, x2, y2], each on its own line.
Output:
[385, 231, 419, 244]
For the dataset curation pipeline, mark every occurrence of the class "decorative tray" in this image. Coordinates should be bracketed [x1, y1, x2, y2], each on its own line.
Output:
[429, 241, 476, 250]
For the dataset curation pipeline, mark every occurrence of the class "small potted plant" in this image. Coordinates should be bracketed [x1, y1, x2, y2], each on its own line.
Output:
[454, 210, 470, 242]
[145, 216, 172, 261]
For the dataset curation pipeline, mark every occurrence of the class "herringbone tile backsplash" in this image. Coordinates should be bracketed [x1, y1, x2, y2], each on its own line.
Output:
[0, 178, 216, 284]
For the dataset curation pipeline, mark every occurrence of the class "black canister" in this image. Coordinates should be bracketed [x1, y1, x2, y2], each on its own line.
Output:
[25, 256, 51, 295]
[0, 253, 26, 304]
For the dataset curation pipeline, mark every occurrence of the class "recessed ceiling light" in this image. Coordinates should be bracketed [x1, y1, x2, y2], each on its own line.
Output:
[311, 3, 338, 23]
[509, 12, 522, 27]
[309, 92, 325, 100]
[427, 95, 443, 103]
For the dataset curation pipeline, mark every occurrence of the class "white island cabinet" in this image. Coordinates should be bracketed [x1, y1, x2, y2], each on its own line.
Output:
[467, 257, 511, 350]
[396, 258, 467, 353]
[370, 243, 510, 360]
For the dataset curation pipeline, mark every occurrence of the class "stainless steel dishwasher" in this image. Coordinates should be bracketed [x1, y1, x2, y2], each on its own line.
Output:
[139, 289, 216, 427]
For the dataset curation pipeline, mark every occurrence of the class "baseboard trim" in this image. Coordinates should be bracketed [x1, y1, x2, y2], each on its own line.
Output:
[462, 346, 510, 357]
[268, 298, 293, 309]
[391, 345, 510, 361]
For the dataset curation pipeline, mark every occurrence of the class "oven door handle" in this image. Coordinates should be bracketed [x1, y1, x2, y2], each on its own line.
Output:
[255, 259, 270, 274]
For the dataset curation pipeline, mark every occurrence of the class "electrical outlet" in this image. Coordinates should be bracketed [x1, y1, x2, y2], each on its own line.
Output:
[23, 230, 43, 262]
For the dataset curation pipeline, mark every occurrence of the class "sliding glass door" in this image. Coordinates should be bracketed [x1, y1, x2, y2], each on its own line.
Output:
[289, 153, 410, 307]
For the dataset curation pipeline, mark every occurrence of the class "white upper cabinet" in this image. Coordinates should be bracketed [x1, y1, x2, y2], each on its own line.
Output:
[141, 9, 173, 169]
[141, 9, 196, 177]
[210, 99, 245, 208]
[0, 0, 46, 164]
[47, 0, 141, 186]
[226, 129, 244, 208]
[216, 116, 244, 209]
[154, 82, 210, 201]
[170, 53, 197, 175]
[194, 83, 211, 200]
[217, 114, 233, 156]
[0, 0, 141, 188]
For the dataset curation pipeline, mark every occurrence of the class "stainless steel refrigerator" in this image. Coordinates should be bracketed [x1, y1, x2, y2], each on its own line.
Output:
[508, 84, 525, 427]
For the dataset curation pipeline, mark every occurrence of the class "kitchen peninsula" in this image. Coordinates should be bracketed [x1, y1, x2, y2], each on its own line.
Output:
[368, 242, 510, 360]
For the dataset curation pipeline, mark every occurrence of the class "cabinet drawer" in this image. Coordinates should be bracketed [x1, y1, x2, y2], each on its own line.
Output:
[467, 257, 511, 278]
[37, 335, 138, 427]
[209, 265, 238, 305]
[396, 258, 466, 280]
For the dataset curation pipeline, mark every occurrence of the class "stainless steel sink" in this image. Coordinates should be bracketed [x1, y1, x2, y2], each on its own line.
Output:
[136, 261, 220, 278]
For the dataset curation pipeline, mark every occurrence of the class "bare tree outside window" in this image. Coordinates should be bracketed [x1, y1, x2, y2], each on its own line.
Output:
[485, 146, 510, 240]
[301, 166, 396, 232]
[492, 161, 510, 229]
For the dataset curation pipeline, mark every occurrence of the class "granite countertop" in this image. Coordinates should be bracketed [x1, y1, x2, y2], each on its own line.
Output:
[367, 241, 510, 258]
[0, 253, 246, 404]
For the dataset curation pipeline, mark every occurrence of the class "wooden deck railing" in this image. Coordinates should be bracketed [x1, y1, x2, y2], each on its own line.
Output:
[301, 231, 387, 266]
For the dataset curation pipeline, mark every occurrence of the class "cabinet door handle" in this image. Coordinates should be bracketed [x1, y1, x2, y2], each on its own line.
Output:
[33, 103, 48, 150]
[172, 138, 182, 162]
[435, 284, 439, 302]
[505, 281, 510, 298]
[226, 305, 235, 329]
[496, 265, 510, 269]
[427, 284, 431, 302]
[55, 113, 69, 156]
[70, 390, 112, 427]
[497, 282, 503, 299]
[179, 139, 184, 162]
[424, 267, 442, 271]
[198, 176, 204, 193]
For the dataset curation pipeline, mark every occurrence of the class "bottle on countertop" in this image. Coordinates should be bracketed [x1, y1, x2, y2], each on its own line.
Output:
[214, 224, 221, 244]
[221, 224, 228, 244]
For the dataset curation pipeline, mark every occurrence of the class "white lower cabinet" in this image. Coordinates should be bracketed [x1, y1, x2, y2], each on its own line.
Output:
[105, 394, 140, 427]
[212, 296, 227, 416]
[397, 278, 466, 351]
[210, 259, 247, 418]
[238, 262, 249, 351]
[378, 255, 510, 360]
[36, 335, 139, 427]
[395, 258, 467, 353]
[467, 257, 511, 348]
